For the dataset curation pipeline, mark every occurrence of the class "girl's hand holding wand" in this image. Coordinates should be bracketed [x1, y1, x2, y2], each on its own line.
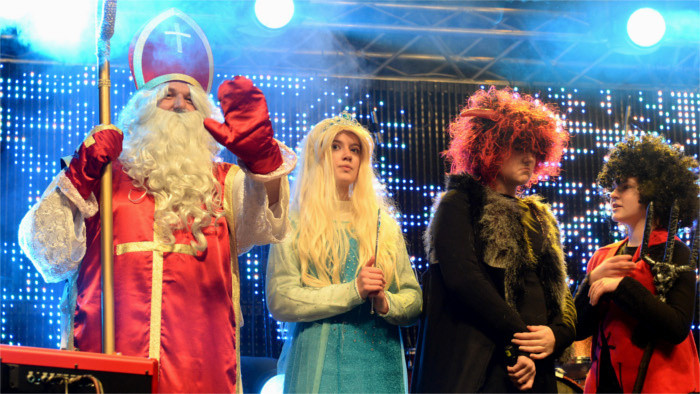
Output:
[356, 257, 387, 313]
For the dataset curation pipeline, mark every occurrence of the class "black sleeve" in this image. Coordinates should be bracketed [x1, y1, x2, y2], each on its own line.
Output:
[550, 288, 577, 358]
[430, 190, 528, 345]
[573, 275, 602, 340]
[611, 241, 695, 344]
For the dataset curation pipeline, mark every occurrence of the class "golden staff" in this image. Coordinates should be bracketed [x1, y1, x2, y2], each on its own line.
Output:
[97, 0, 117, 355]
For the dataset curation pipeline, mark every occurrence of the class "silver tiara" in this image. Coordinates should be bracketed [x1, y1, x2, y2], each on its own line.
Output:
[319, 111, 363, 133]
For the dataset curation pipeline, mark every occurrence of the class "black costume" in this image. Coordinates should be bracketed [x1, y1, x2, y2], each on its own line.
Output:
[411, 174, 576, 393]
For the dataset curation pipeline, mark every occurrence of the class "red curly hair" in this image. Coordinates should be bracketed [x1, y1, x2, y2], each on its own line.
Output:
[445, 86, 568, 188]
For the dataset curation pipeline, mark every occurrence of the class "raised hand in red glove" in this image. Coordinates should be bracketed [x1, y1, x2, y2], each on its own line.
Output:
[65, 125, 123, 200]
[203, 76, 283, 174]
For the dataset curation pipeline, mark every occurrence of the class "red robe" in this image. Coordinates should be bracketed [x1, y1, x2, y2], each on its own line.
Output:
[74, 161, 240, 393]
[584, 230, 700, 393]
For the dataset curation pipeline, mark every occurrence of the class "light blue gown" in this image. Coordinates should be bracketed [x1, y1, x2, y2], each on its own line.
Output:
[266, 217, 422, 393]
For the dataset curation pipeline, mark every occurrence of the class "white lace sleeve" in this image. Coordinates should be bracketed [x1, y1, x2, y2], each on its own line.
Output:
[18, 172, 88, 283]
[232, 142, 296, 254]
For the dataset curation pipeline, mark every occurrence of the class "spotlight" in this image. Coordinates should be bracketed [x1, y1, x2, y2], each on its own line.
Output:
[260, 374, 284, 394]
[627, 8, 666, 47]
[255, 0, 294, 29]
[0, 0, 96, 62]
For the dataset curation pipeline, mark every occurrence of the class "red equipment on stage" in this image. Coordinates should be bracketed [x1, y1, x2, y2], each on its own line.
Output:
[0, 344, 158, 393]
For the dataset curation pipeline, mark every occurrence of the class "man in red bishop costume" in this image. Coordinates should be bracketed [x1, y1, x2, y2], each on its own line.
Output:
[19, 8, 296, 393]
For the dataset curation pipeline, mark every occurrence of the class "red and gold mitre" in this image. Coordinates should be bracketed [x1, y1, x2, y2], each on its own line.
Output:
[129, 8, 214, 93]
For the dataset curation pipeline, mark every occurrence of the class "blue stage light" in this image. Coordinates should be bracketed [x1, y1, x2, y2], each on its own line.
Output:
[627, 8, 666, 47]
[0, 0, 96, 62]
[260, 374, 284, 394]
[255, 0, 294, 29]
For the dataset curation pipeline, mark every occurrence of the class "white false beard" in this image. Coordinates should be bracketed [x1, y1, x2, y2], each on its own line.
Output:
[120, 108, 223, 251]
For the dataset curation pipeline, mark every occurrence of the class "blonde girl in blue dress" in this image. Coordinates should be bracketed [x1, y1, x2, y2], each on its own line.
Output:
[266, 112, 422, 393]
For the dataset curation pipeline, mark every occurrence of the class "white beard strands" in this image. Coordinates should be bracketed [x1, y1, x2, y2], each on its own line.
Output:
[121, 108, 223, 252]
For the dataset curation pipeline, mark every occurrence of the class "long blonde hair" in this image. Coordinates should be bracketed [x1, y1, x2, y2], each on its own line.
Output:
[292, 114, 404, 288]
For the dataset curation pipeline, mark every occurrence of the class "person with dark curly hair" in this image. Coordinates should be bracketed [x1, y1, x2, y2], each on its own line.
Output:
[574, 134, 700, 393]
[411, 87, 576, 393]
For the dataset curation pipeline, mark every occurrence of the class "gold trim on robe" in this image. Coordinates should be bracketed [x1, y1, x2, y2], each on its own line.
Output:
[223, 165, 242, 393]
[107, 164, 242, 390]
[112, 204, 197, 361]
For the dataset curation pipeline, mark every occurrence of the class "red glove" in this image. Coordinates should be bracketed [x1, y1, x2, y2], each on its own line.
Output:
[65, 125, 123, 200]
[203, 76, 283, 174]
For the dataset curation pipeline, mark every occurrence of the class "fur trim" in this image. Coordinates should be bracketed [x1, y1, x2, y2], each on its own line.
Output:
[424, 174, 486, 263]
[524, 196, 567, 318]
[57, 171, 98, 218]
[430, 173, 567, 319]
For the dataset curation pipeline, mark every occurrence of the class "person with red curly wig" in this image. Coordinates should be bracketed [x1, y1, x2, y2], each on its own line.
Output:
[411, 87, 576, 393]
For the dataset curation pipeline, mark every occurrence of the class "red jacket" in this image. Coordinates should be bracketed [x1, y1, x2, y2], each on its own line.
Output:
[584, 230, 700, 393]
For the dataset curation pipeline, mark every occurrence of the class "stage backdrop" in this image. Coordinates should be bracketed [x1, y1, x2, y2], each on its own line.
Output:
[1, 62, 698, 357]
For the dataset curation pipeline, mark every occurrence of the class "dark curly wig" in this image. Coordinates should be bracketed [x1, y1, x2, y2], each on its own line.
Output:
[598, 134, 700, 228]
[444, 86, 569, 188]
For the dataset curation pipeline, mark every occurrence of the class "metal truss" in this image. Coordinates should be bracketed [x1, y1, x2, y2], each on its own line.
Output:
[2, 1, 698, 90]
[216, 0, 700, 90]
